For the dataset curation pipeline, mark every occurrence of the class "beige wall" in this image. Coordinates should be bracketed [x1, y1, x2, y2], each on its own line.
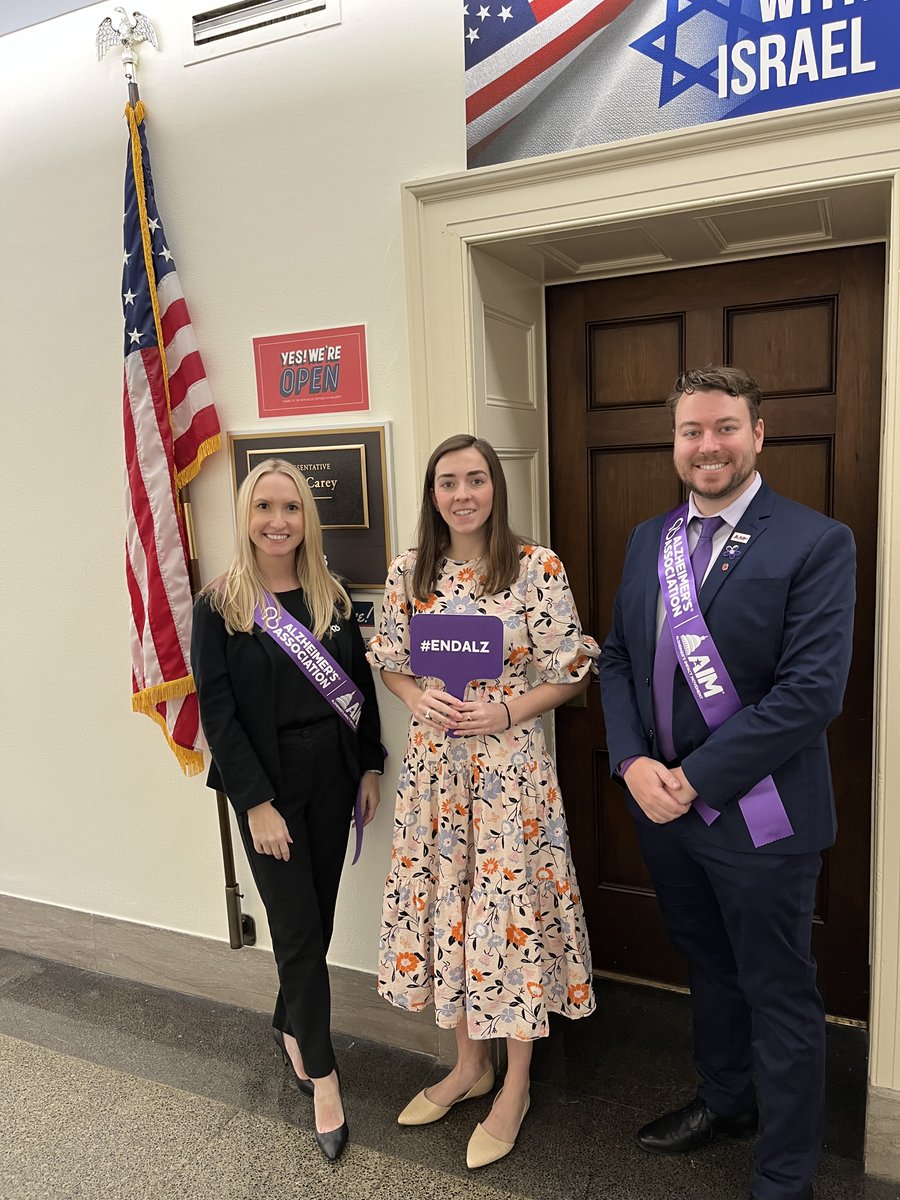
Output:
[0, 0, 463, 970]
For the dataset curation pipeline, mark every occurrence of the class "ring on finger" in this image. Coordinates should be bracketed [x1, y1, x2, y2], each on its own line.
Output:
[424, 707, 432, 720]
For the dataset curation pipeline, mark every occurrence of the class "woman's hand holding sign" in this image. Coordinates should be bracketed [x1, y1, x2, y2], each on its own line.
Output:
[450, 698, 510, 736]
[415, 686, 465, 729]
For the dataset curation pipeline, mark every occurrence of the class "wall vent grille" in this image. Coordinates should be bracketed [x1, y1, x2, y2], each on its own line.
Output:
[187, 0, 340, 60]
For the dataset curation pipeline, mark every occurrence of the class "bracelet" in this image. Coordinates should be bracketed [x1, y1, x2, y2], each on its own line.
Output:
[500, 701, 512, 730]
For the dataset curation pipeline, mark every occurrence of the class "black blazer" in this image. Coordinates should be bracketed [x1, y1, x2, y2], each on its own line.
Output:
[191, 593, 384, 814]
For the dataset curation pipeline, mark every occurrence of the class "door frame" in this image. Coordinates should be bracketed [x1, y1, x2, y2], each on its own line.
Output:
[400, 92, 900, 1179]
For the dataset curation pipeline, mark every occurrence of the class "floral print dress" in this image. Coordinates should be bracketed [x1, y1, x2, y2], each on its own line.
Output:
[367, 545, 599, 1041]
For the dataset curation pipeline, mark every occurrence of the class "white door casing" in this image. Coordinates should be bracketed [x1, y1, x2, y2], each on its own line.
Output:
[399, 93, 900, 1176]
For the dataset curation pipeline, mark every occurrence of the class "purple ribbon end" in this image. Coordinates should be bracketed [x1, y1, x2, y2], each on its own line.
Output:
[740, 784, 795, 848]
[693, 798, 720, 826]
[694, 791, 795, 848]
[351, 782, 364, 866]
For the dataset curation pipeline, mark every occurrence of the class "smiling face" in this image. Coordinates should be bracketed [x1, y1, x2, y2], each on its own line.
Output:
[431, 447, 494, 551]
[248, 471, 306, 564]
[672, 388, 764, 512]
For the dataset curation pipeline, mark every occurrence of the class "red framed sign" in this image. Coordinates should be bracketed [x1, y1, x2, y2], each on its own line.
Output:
[253, 324, 370, 419]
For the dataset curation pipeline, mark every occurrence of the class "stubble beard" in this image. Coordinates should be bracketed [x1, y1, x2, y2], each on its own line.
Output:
[677, 453, 757, 503]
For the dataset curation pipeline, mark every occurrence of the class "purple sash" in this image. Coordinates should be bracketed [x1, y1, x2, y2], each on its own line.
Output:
[657, 505, 794, 848]
[255, 597, 367, 864]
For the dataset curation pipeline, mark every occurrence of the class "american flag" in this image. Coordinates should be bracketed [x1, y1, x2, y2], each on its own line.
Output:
[465, 0, 637, 161]
[122, 101, 221, 775]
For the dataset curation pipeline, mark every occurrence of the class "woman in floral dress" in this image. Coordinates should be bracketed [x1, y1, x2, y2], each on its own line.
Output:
[368, 434, 598, 1169]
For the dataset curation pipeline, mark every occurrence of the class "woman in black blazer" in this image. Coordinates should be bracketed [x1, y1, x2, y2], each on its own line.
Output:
[191, 457, 383, 1163]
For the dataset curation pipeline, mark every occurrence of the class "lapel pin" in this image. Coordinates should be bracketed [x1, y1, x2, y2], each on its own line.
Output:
[732, 531, 751, 544]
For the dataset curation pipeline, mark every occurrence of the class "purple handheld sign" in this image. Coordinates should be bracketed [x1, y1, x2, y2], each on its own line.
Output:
[409, 614, 505, 698]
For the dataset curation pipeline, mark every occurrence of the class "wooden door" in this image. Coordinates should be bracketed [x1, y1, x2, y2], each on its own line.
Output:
[547, 245, 883, 1020]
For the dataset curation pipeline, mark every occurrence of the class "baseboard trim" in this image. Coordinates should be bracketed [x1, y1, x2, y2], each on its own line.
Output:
[0, 892, 453, 1060]
[865, 1083, 900, 1182]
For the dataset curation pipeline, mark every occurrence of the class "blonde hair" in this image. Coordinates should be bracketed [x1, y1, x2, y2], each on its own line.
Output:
[202, 458, 351, 638]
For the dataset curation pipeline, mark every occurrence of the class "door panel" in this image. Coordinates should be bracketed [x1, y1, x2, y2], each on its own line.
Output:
[471, 249, 549, 545]
[589, 318, 684, 407]
[547, 245, 883, 1018]
[729, 300, 836, 393]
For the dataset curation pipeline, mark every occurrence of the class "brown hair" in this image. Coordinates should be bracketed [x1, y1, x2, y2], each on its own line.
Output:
[410, 434, 522, 601]
[666, 365, 763, 426]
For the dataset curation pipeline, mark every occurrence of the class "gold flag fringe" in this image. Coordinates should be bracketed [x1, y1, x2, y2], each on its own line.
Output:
[175, 432, 221, 492]
[132, 674, 197, 712]
[143, 706, 205, 777]
[133, 677, 205, 777]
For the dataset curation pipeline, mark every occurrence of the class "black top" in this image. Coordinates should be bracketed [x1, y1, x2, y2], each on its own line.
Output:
[273, 589, 354, 731]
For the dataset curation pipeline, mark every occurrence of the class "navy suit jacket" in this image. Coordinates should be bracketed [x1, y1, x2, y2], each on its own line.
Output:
[600, 482, 856, 854]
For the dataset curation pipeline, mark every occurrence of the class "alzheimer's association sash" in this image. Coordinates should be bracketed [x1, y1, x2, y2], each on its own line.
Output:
[255, 597, 367, 863]
[657, 506, 794, 848]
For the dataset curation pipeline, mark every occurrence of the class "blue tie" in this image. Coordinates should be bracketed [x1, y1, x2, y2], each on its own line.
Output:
[652, 515, 725, 762]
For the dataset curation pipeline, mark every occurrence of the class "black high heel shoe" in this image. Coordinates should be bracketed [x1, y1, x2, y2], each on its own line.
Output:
[271, 1027, 314, 1097]
[313, 1068, 349, 1163]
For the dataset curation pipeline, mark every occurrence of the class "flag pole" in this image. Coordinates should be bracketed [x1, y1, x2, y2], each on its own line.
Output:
[183, 488, 254, 949]
[102, 8, 253, 949]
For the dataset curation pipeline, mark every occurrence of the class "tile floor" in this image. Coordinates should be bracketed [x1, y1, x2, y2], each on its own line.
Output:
[0, 949, 897, 1200]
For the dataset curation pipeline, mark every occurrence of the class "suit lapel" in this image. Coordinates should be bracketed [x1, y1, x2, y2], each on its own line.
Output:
[699, 483, 776, 612]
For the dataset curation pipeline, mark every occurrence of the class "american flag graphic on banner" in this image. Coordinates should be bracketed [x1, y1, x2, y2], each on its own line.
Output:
[465, 0, 638, 161]
[122, 101, 220, 775]
[467, 0, 898, 170]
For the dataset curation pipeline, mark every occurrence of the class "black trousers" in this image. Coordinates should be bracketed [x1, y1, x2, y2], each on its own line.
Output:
[636, 817, 824, 1200]
[238, 718, 357, 1079]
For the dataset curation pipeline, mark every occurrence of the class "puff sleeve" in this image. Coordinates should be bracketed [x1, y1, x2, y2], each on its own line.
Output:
[522, 546, 600, 684]
[367, 552, 414, 676]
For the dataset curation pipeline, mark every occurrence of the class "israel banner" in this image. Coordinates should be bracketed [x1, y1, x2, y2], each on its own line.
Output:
[465, 0, 898, 169]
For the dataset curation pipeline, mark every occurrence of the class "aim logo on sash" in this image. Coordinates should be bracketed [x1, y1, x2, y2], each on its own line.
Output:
[335, 692, 362, 725]
[678, 632, 708, 655]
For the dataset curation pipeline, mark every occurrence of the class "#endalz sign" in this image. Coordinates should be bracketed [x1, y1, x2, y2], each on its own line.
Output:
[409, 614, 506, 698]
[465, 0, 898, 170]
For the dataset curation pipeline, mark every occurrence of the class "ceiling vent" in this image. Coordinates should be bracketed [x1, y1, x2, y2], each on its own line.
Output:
[186, 0, 340, 63]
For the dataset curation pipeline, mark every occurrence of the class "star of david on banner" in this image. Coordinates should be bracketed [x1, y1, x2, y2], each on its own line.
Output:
[630, 0, 762, 106]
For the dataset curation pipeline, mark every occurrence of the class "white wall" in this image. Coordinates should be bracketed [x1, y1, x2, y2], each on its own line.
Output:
[0, 0, 464, 970]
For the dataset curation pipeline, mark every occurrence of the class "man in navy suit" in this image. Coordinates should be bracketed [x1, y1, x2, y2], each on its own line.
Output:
[600, 366, 856, 1200]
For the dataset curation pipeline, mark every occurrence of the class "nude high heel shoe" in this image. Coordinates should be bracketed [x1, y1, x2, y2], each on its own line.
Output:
[397, 1064, 495, 1125]
[466, 1088, 530, 1169]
